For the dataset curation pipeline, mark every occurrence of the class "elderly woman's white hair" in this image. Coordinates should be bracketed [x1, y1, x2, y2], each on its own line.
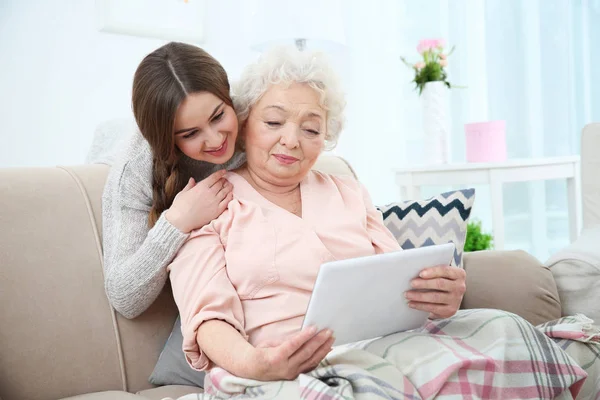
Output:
[232, 46, 346, 150]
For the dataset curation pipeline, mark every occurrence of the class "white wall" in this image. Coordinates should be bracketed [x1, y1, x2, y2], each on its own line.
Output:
[0, 1, 255, 167]
[3, 0, 593, 261]
[0, 0, 411, 206]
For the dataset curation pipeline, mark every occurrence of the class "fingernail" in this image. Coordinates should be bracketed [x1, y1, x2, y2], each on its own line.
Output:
[404, 291, 411, 299]
[308, 326, 317, 334]
[325, 329, 333, 338]
[420, 271, 428, 278]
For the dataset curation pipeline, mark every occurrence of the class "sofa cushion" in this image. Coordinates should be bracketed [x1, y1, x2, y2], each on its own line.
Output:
[378, 189, 475, 268]
[546, 226, 600, 326]
[65, 165, 181, 394]
[61, 391, 146, 400]
[137, 385, 202, 400]
[149, 316, 205, 387]
[0, 166, 126, 400]
[462, 250, 562, 326]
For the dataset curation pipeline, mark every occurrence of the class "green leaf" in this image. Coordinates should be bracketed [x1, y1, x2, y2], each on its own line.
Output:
[402, 43, 463, 95]
[463, 220, 494, 252]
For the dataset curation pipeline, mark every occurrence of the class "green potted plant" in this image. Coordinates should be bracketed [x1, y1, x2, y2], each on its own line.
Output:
[464, 220, 494, 252]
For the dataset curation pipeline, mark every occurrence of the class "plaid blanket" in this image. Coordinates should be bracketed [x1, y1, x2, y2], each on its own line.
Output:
[537, 314, 600, 400]
[171, 309, 594, 400]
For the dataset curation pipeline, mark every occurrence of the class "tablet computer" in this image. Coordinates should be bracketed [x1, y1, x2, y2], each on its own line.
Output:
[301, 242, 456, 346]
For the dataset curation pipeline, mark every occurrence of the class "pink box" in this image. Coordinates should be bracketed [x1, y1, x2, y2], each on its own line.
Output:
[464, 120, 507, 163]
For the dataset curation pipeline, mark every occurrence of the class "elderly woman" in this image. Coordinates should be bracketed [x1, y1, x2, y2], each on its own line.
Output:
[168, 48, 586, 396]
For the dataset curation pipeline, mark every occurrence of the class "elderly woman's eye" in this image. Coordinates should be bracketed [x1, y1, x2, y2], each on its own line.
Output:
[266, 121, 282, 127]
[305, 129, 320, 135]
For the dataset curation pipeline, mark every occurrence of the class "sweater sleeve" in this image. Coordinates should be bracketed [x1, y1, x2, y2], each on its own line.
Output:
[102, 162, 189, 319]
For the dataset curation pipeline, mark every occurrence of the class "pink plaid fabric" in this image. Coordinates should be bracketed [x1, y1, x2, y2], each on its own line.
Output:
[169, 309, 590, 400]
[537, 314, 600, 343]
[537, 314, 600, 400]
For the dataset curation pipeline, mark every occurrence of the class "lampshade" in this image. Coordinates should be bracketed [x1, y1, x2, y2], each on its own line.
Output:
[248, 0, 347, 52]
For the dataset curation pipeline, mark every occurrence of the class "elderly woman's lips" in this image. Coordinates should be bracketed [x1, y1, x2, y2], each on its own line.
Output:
[273, 154, 299, 165]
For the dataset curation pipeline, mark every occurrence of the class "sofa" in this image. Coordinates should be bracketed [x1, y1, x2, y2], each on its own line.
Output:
[545, 123, 600, 329]
[1, 124, 598, 400]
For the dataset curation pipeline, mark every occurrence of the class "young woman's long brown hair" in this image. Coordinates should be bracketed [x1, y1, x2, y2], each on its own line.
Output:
[132, 42, 233, 227]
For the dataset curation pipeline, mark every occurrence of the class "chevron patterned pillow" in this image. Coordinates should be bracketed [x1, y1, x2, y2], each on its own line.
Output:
[378, 189, 475, 268]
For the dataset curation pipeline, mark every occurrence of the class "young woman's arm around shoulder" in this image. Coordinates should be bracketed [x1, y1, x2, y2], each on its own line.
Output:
[102, 42, 240, 318]
[102, 162, 231, 319]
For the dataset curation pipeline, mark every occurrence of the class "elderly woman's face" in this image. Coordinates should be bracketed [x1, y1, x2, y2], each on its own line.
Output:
[243, 83, 326, 186]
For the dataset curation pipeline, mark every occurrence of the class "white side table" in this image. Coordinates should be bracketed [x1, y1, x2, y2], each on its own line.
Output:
[394, 156, 582, 250]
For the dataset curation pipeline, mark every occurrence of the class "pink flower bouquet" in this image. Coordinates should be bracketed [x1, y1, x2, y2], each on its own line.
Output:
[401, 38, 455, 94]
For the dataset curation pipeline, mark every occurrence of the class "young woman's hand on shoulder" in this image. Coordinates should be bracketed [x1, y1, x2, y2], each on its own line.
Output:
[166, 169, 233, 234]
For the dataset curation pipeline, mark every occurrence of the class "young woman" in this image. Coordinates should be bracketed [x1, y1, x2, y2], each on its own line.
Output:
[102, 42, 245, 318]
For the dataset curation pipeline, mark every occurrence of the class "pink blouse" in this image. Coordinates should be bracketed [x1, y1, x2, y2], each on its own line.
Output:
[168, 170, 401, 371]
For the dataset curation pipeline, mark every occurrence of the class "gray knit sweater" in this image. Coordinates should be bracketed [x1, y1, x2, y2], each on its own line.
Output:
[102, 131, 246, 318]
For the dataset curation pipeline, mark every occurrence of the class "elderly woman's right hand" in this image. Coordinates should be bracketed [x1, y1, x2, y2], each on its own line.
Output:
[165, 170, 233, 234]
[249, 327, 335, 381]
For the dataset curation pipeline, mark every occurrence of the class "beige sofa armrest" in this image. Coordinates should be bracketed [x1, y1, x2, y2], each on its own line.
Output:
[582, 123, 600, 229]
[546, 226, 600, 327]
[461, 250, 561, 326]
[313, 155, 358, 179]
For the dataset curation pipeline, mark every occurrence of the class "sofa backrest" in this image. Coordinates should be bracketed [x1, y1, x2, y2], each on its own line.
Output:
[0, 155, 356, 400]
[582, 123, 600, 230]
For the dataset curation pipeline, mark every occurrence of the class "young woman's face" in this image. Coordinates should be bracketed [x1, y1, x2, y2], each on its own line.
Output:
[173, 92, 239, 163]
